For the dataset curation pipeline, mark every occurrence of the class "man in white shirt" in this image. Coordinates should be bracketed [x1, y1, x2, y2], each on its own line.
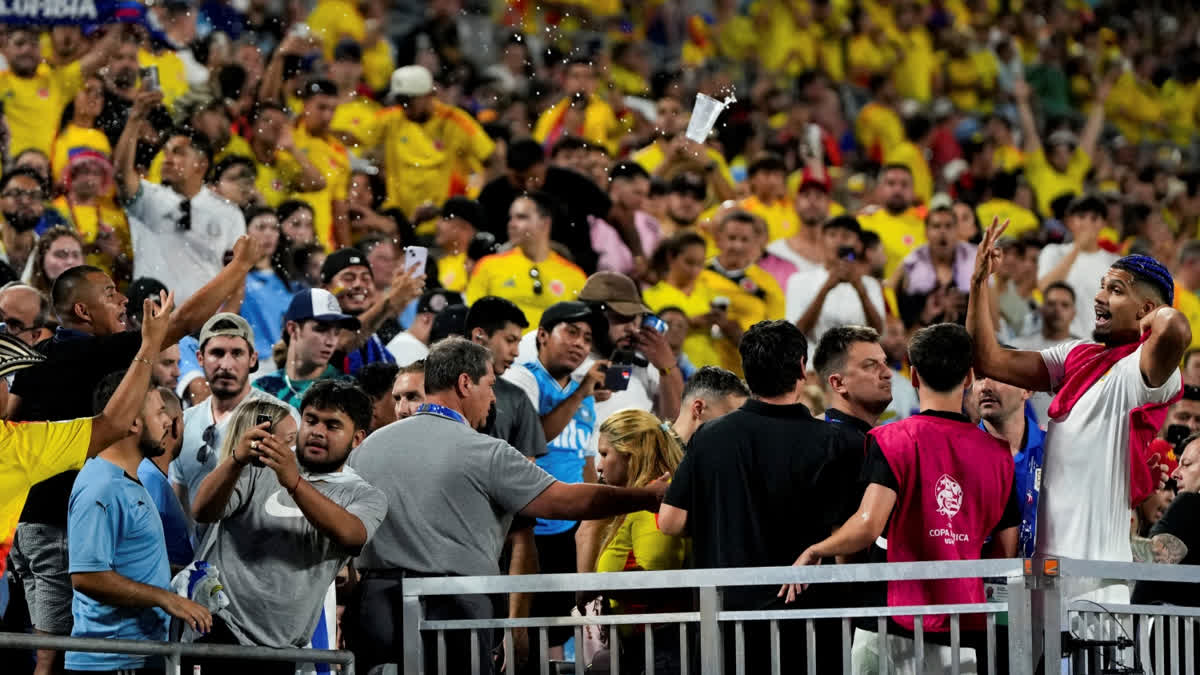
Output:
[786, 215, 886, 362]
[386, 289, 463, 365]
[969, 223, 1189, 607]
[1036, 196, 1119, 340]
[115, 90, 246, 303]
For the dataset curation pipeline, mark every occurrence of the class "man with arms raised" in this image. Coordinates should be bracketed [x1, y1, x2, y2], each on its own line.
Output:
[968, 220, 1188, 606]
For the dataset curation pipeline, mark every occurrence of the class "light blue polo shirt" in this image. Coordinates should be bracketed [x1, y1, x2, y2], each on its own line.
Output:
[67, 457, 170, 672]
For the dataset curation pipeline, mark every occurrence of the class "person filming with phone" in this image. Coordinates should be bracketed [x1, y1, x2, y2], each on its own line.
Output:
[786, 215, 886, 362]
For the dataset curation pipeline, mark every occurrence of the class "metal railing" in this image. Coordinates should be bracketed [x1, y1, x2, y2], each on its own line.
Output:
[401, 559, 1032, 675]
[1034, 558, 1200, 675]
[0, 631, 356, 674]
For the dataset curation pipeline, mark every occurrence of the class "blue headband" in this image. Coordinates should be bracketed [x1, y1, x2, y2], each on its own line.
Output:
[1112, 255, 1174, 306]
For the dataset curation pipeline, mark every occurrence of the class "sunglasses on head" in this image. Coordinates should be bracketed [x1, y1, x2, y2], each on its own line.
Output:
[195, 424, 216, 463]
[176, 198, 192, 232]
[530, 266, 543, 295]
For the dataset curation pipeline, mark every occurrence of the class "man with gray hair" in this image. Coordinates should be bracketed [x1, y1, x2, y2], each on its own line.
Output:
[347, 337, 669, 674]
[670, 365, 750, 444]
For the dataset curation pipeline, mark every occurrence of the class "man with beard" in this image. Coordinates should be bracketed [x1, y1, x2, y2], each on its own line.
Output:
[969, 221, 1188, 610]
[65, 374, 213, 674]
[973, 372, 1043, 559]
[0, 168, 52, 273]
[117, 90, 247, 304]
[171, 312, 298, 520]
[661, 172, 707, 235]
[255, 289, 360, 408]
[0, 25, 122, 158]
[320, 248, 424, 375]
[367, 65, 494, 222]
[188, 379, 386, 674]
[858, 164, 926, 278]
[137, 387, 193, 569]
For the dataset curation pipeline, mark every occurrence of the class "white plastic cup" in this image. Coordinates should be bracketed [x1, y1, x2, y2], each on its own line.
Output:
[685, 93, 725, 143]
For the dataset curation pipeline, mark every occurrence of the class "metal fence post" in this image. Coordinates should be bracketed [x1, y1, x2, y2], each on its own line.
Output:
[402, 595, 425, 675]
[1007, 567, 1033, 675]
[698, 585, 721, 675]
[1040, 560, 1062, 673]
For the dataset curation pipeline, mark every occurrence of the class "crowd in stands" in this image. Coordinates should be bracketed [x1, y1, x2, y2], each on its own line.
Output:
[2, 0, 1200, 673]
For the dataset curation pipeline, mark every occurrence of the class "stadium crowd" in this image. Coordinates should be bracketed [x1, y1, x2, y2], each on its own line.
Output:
[1, 0, 1200, 673]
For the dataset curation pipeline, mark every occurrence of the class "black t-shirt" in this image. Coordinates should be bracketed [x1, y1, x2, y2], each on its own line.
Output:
[663, 400, 862, 610]
[12, 329, 142, 526]
[1132, 491, 1200, 607]
[476, 167, 611, 274]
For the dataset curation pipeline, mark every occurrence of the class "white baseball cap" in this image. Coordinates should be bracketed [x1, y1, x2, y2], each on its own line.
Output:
[389, 65, 434, 98]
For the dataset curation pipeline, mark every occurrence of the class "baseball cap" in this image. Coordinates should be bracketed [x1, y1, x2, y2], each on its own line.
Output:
[668, 172, 707, 200]
[467, 232, 500, 261]
[430, 304, 469, 343]
[333, 39, 363, 63]
[539, 301, 607, 338]
[321, 248, 370, 285]
[796, 167, 831, 193]
[578, 271, 651, 317]
[284, 288, 361, 329]
[441, 197, 486, 232]
[390, 65, 434, 99]
[416, 289, 465, 315]
[198, 313, 257, 370]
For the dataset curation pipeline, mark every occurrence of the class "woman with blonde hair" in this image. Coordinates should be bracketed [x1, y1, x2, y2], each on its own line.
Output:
[214, 399, 295, 464]
[588, 408, 688, 674]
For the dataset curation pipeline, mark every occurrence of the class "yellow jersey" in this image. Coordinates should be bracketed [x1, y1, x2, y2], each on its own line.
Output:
[893, 28, 935, 103]
[1175, 282, 1200, 354]
[631, 141, 735, 186]
[858, 207, 927, 278]
[0, 60, 82, 158]
[291, 125, 350, 250]
[330, 96, 380, 153]
[975, 198, 1039, 238]
[53, 195, 132, 276]
[1026, 147, 1090, 217]
[697, 264, 785, 376]
[50, 124, 111, 185]
[533, 95, 622, 155]
[884, 141, 933, 206]
[855, 101, 904, 163]
[253, 150, 305, 208]
[1106, 71, 1165, 144]
[438, 251, 469, 293]
[0, 417, 91, 575]
[643, 280, 722, 370]
[992, 144, 1024, 172]
[137, 49, 187, 109]
[739, 195, 800, 244]
[465, 248, 587, 328]
[594, 510, 689, 582]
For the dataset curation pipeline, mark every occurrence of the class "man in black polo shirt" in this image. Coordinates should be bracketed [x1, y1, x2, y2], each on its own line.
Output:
[659, 319, 860, 673]
[6, 237, 257, 672]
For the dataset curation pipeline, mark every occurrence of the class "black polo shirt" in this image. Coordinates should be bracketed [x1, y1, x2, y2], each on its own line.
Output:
[1132, 491, 1200, 607]
[663, 399, 861, 610]
[11, 328, 142, 527]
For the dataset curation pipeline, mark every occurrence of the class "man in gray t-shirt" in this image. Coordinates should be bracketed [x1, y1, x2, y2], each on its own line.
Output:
[185, 380, 386, 675]
[345, 337, 669, 674]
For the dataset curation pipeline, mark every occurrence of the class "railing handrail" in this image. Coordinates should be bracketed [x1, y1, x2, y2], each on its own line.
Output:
[1049, 557, 1200, 583]
[0, 631, 355, 668]
[401, 559, 1026, 596]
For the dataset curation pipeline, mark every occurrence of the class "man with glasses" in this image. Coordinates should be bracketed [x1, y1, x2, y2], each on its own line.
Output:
[0, 167, 55, 274]
[466, 191, 587, 327]
[0, 282, 52, 346]
[171, 313, 298, 528]
[116, 89, 246, 304]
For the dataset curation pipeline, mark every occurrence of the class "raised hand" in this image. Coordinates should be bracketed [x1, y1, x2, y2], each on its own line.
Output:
[972, 217, 1009, 287]
[140, 290, 175, 351]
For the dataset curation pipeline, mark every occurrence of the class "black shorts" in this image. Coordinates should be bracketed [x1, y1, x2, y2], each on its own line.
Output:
[530, 524, 580, 647]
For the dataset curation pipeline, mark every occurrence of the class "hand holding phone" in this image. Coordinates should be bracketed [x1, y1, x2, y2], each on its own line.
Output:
[251, 414, 273, 467]
[404, 246, 428, 273]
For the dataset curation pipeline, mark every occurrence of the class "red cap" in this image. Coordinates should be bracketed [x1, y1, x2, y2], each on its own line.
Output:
[1146, 438, 1180, 486]
[797, 167, 832, 193]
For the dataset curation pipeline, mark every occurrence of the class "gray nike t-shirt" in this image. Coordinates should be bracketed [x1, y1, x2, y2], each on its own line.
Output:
[195, 465, 387, 647]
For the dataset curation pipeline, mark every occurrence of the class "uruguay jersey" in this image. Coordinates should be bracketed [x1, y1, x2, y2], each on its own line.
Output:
[505, 359, 596, 535]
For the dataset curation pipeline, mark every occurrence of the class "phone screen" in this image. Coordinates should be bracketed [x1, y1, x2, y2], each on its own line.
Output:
[603, 363, 633, 392]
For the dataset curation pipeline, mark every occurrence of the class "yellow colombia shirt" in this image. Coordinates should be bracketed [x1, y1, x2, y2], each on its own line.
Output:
[739, 195, 800, 244]
[0, 417, 91, 573]
[438, 251, 469, 293]
[533, 95, 622, 154]
[1174, 282, 1200, 354]
[643, 280, 722, 372]
[0, 60, 82, 158]
[420, 101, 495, 189]
[855, 102, 904, 163]
[253, 150, 304, 209]
[1026, 147, 1090, 217]
[858, 207, 927, 279]
[697, 264, 785, 376]
[330, 96, 381, 152]
[465, 248, 587, 328]
[292, 125, 350, 250]
[53, 195, 132, 276]
[975, 198, 1040, 238]
[631, 141, 735, 186]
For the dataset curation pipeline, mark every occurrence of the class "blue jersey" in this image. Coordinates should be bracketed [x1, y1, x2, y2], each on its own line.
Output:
[517, 360, 596, 535]
[980, 409, 1044, 558]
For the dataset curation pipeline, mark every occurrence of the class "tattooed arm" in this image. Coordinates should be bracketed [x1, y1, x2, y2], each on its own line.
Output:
[1130, 533, 1189, 564]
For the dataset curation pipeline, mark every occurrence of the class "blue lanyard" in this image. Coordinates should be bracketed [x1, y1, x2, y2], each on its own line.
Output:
[417, 403, 468, 426]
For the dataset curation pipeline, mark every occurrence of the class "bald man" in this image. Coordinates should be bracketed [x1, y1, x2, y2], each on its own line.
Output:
[0, 283, 52, 346]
